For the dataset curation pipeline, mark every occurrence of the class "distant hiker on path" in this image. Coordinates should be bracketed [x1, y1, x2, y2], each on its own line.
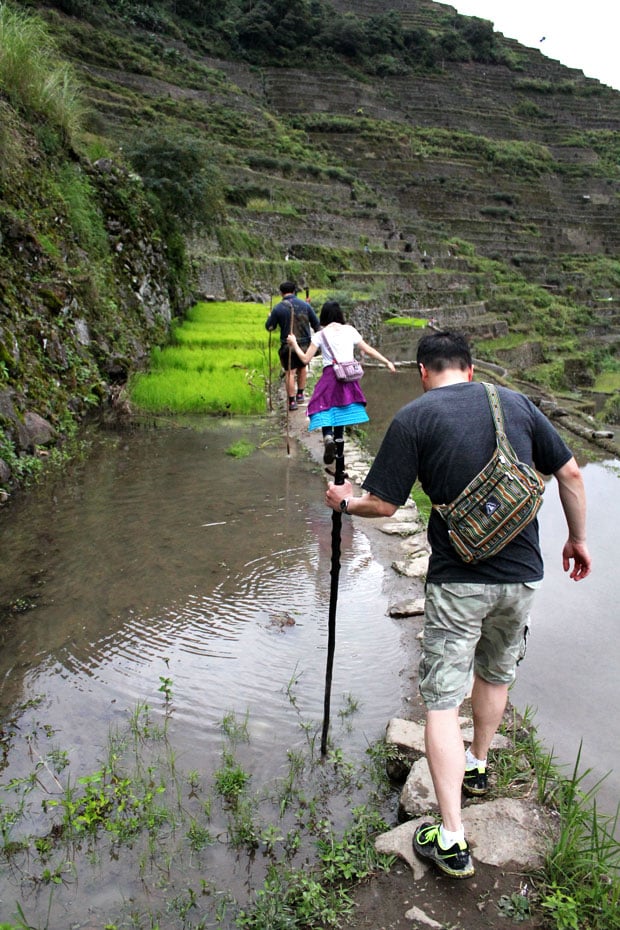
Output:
[265, 281, 320, 411]
[287, 300, 395, 463]
[324, 330, 591, 879]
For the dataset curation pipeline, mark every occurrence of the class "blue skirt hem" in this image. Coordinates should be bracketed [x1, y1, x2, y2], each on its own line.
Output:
[308, 404, 369, 430]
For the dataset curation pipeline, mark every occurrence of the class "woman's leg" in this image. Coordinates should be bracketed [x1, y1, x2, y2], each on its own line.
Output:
[322, 427, 336, 464]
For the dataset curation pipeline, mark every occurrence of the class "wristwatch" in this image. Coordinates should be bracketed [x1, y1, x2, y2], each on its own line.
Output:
[339, 498, 349, 513]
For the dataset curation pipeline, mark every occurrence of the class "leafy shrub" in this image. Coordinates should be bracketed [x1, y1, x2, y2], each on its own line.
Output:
[125, 130, 224, 231]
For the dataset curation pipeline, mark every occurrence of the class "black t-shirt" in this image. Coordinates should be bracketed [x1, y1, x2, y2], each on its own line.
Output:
[362, 381, 573, 583]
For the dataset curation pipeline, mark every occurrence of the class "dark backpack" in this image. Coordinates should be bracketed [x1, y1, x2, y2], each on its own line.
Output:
[286, 299, 311, 348]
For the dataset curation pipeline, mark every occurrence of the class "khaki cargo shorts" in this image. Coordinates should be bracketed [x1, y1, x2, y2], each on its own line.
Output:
[419, 581, 541, 711]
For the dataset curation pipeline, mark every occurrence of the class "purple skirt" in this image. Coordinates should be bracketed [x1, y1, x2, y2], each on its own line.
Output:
[307, 365, 367, 419]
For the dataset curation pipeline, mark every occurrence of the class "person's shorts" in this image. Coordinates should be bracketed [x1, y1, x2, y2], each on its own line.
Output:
[419, 581, 541, 711]
[279, 344, 308, 372]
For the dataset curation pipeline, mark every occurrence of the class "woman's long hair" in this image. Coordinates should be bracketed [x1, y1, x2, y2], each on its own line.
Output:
[320, 300, 346, 326]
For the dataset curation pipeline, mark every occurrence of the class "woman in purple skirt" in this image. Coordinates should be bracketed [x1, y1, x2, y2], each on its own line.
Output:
[287, 300, 396, 463]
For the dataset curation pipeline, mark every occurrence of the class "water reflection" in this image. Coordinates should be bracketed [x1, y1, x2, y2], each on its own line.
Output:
[512, 459, 620, 830]
[0, 420, 406, 774]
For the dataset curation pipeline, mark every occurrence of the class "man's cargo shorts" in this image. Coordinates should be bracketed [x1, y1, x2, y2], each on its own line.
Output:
[419, 581, 541, 711]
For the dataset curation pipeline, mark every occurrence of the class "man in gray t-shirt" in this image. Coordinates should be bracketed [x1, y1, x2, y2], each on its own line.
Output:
[325, 331, 591, 880]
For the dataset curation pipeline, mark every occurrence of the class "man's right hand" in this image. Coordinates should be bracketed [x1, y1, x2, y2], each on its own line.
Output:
[562, 540, 591, 581]
[325, 479, 354, 511]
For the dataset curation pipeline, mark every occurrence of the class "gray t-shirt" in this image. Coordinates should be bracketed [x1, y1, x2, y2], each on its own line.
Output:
[362, 381, 573, 583]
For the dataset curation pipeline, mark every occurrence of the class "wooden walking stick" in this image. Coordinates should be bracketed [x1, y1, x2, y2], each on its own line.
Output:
[286, 299, 294, 455]
[320, 434, 346, 756]
[268, 291, 273, 413]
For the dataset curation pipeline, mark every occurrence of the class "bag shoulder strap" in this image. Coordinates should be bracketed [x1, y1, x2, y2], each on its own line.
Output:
[482, 382, 504, 437]
[433, 383, 518, 517]
[482, 382, 519, 462]
[319, 328, 340, 362]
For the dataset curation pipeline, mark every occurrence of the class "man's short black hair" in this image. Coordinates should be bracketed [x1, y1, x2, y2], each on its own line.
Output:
[416, 331, 472, 372]
[280, 281, 296, 295]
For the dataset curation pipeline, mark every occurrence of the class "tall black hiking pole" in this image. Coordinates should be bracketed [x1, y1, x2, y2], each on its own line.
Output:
[320, 435, 346, 756]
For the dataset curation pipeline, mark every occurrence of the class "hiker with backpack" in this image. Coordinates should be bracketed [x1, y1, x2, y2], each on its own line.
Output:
[265, 281, 320, 410]
[324, 330, 591, 880]
[287, 300, 396, 464]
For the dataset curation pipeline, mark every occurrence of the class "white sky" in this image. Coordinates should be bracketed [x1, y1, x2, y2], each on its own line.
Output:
[448, 1, 620, 92]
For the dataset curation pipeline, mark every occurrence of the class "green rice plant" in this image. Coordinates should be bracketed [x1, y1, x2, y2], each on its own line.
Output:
[130, 301, 278, 415]
[130, 365, 267, 415]
[384, 316, 428, 327]
[599, 393, 620, 424]
[594, 370, 620, 394]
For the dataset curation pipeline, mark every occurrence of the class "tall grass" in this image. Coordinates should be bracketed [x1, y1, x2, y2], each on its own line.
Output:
[537, 745, 620, 930]
[129, 301, 277, 415]
[0, 3, 83, 141]
[498, 712, 620, 930]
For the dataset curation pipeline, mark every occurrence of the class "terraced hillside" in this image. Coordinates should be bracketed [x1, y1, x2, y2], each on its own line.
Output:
[20, 1, 620, 405]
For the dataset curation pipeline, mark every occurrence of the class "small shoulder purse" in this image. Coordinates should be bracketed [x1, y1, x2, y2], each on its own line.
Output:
[320, 330, 364, 382]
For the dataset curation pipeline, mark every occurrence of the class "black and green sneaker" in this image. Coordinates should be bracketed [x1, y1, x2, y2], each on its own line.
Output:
[413, 822, 475, 879]
[463, 765, 488, 797]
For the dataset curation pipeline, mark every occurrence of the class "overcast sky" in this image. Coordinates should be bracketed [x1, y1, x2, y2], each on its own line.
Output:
[448, 1, 620, 92]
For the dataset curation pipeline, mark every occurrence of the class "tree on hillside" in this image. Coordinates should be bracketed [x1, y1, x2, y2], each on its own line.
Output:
[458, 17, 498, 63]
[125, 131, 224, 230]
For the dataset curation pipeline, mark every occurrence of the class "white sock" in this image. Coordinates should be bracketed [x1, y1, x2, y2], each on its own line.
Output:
[465, 746, 486, 770]
[439, 824, 465, 848]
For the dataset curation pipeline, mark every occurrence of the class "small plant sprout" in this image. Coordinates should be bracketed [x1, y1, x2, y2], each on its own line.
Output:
[220, 709, 250, 743]
[158, 675, 173, 705]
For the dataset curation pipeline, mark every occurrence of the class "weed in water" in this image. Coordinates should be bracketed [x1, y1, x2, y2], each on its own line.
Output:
[227, 794, 260, 851]
[226, 440, 255, 458]
[220, 709, 250, 744]
[186, 819, 214, 852]
[213, 750, 251, 801]
[337, 692, 360, 720]
[316, 805, 394, 884]
[158, 676, 173, 704]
